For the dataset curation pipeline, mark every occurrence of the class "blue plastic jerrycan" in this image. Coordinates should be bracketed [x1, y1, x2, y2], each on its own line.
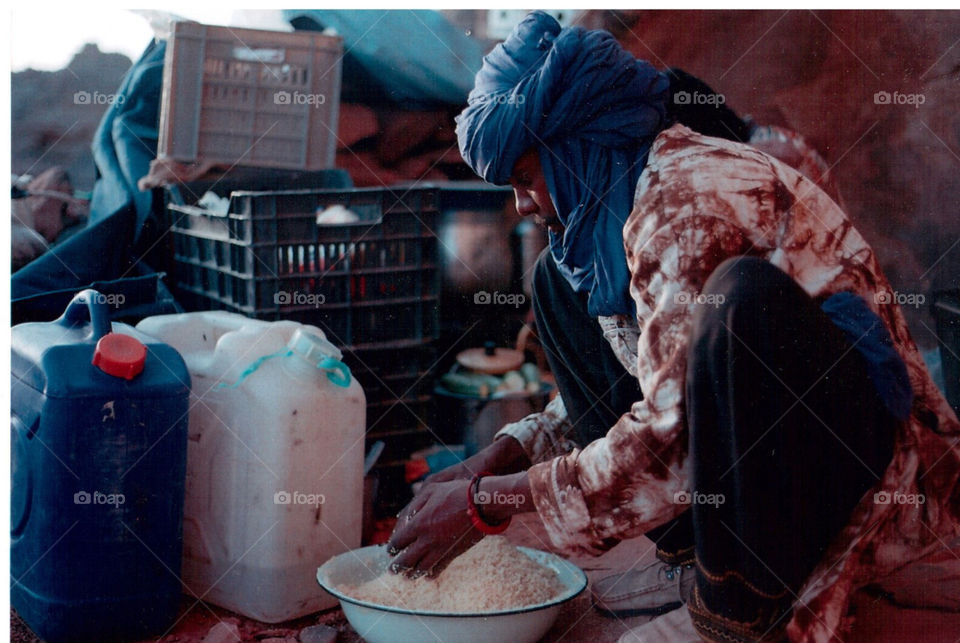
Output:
[11, 290, 191, 642]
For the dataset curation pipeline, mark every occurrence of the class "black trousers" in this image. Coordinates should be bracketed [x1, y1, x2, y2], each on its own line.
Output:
[531, 249, 696, 563]
[531, 252, 896, 640]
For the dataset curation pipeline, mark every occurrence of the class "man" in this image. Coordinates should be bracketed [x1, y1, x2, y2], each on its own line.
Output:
[387, 12, 960, 642]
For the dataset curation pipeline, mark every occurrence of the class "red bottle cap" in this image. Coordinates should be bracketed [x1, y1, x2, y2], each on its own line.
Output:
[92, 333, 147, 380]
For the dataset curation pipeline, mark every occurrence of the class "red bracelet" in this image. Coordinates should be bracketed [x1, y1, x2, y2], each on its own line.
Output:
[467, 472, 512, 535]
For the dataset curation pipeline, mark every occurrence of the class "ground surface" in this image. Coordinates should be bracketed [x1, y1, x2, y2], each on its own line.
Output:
[13, 512, 960, 642]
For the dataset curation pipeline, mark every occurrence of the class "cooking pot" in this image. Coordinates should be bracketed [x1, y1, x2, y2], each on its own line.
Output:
[434, 383, 553, 456]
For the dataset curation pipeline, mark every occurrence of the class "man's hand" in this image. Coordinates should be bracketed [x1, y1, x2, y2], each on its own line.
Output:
[422, 436, 531, 487]
[387, 472, 535, 577]
[386, 479, 483, 577]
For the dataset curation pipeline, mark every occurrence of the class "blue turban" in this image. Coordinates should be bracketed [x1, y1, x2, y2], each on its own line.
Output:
[456, 11, 669, 317]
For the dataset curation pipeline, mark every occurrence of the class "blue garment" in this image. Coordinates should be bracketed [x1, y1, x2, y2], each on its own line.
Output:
[88, 39, 166, 232]
[456, 11, 669, 317]
[821, 292, 914, 420]
[284, 10, 483, 108]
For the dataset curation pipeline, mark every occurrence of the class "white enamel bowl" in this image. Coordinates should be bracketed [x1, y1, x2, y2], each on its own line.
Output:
[317, 545, 587, 643]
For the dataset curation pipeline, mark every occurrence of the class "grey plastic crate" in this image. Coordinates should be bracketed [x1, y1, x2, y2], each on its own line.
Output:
[158, 22, 342, 170]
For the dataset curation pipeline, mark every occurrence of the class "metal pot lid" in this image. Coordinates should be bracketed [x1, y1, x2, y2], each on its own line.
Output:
[456, 341, 524, 375]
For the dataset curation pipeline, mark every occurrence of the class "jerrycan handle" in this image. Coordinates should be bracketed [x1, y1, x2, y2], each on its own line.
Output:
[58, 289, 112, 340]
[316, 356, 351, 387]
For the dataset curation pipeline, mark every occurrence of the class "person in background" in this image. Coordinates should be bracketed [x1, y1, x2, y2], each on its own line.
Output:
[12, 167, 87, 270]
[388, 12, 960, 642]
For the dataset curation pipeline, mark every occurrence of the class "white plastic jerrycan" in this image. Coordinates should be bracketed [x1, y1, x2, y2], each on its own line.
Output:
[136, 311, 365, 622]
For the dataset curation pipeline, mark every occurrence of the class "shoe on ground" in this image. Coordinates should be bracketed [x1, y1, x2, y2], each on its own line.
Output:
[593, 559, 696, 617]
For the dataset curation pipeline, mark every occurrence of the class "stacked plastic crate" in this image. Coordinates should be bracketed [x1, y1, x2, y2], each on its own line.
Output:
[160, 22, 439, 510]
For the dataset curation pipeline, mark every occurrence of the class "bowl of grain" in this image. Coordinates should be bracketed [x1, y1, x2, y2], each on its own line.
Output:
[317, 536, 587, 643]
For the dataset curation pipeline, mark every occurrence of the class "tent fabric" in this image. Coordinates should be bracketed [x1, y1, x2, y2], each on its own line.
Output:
[88, 38, 166, 232]
[11, 273, 178, 326]
[284, 10, 484, 108]
[10, 201, 184, 324]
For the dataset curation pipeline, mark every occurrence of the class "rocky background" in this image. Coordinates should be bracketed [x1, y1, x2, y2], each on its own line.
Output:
[12, 43, 133, 189]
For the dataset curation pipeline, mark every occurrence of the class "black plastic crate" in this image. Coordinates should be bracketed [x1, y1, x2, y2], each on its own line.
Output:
[350, 343, 439, 516]
[347, 343, 435, 405]
[347, 343, 437, 439]
[169, 186, 440, 349]
[934, 289, 960, 416]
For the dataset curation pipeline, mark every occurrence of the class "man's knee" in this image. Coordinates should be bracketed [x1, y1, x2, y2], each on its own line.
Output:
[702, 256, 790, 302]
[693, 256, 798, 337]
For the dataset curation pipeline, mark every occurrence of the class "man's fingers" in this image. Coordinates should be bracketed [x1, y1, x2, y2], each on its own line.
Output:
[422, 467, 458, 486]
[420, 472, 447, 486]
[390, 540, 430, 577]
[386, 521, 417, 556]
[387, 527, 417, 556]
[388, 495, 430, 554]
[396, 493, 428, 525]
[417, 547, 449, 578]
[423, 532, 484, 578]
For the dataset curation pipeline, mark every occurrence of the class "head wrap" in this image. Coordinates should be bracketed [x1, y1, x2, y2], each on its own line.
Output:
[456, 11, 669, 317]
